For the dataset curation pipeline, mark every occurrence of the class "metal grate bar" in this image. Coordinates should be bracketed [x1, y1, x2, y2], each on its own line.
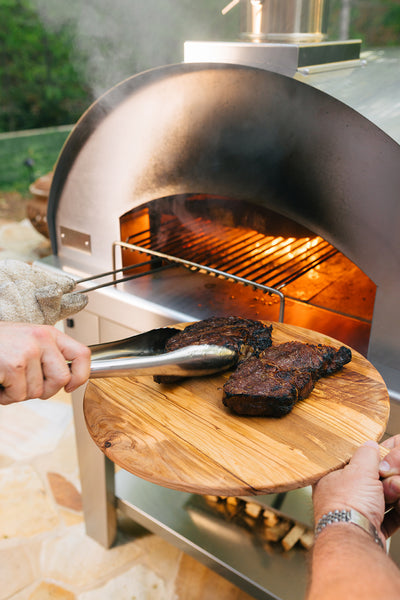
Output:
[179, 232, 266, 270]
[127, 218, 338, 292]
[225, 237, 307, 278]
[242, 239, 335, 287]
[127, 218, 260, 261]
[260, 245, 338, 289]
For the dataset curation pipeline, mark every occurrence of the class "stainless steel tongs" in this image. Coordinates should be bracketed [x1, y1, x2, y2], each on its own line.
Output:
[88, 327, 237, 379]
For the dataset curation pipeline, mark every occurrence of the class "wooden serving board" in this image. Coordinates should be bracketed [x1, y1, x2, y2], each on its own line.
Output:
[83, 322, 390, 496]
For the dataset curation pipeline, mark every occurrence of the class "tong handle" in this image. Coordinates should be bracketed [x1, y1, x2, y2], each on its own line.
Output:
[89, 345, 237, 378]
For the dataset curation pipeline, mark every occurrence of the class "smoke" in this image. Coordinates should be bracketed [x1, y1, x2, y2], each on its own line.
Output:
[30, 0, 239, 99]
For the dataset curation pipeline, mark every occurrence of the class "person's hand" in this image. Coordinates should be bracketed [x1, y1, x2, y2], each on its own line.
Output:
[312, 441, 386, 545]
[0, 259, 88, 325]
[379, 435, 400, 538]
[0, 322, 91, 405]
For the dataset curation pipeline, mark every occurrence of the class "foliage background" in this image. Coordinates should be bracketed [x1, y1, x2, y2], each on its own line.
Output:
[0, 0, 241, 134]
[0, 0, 90, 132]
[329, 0, 400, 43]
[1, 0, 399, 135]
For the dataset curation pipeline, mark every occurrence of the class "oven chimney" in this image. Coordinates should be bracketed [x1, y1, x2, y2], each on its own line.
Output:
[223, 0, 330, 44]
[186, 0, 360, 78]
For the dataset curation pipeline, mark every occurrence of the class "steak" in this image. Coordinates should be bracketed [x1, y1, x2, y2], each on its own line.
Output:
[152, 315, 352, 420]
[223, 341, 352, 417]
[154, 316, 273, 383]
[223, 358, 314, 417]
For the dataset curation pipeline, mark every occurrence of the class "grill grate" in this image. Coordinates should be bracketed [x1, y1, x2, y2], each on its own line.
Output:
[125, 217, 338, 292]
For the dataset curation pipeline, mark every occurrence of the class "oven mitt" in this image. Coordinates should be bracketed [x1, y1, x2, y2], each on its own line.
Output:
[0, 259, 88, 326]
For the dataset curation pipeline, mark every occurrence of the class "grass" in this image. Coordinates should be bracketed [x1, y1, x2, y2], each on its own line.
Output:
[0, 126, 73, 195]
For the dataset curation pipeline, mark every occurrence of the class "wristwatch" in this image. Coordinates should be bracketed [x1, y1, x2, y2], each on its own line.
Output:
[314, 508, 385, 550]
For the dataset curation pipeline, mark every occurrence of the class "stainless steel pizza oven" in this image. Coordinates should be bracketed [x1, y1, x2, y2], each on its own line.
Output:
[47, 51, 400, 384]
[41, 24, 400, 600]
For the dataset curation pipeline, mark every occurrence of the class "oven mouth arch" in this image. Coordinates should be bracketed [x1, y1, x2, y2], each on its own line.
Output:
[118, 193, 376, 355]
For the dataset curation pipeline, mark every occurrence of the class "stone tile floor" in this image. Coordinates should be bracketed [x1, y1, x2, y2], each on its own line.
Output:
[0, 214, 255, 600]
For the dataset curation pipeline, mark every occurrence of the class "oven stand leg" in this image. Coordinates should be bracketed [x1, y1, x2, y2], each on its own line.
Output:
[71, 385, 117, 548]
[271, 492, 287, 511]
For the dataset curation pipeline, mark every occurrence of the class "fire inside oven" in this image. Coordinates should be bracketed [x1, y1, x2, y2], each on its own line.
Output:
[119, 194, 376, 355]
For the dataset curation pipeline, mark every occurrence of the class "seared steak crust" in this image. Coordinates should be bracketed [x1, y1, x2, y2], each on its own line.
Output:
[223, 341, 352, 417]
[223, 358, 314, 417]
[259, 342, 352, 379]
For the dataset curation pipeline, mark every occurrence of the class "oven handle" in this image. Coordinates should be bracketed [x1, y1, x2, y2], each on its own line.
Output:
[113, 241, 286, 323]
[70, 243, 286, 323]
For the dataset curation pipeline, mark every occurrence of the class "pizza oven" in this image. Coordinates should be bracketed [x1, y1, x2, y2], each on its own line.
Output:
[46, 51, 400, 388]
[40, 28, 400, 600]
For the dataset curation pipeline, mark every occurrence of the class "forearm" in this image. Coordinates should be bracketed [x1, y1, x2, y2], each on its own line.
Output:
[307, 525, 400, 600]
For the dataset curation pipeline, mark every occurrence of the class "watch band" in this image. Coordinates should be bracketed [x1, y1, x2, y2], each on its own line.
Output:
[315, 508, 385, 550]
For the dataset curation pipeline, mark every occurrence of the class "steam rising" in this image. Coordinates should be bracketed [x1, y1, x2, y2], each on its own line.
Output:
[30, 0, 239, 98]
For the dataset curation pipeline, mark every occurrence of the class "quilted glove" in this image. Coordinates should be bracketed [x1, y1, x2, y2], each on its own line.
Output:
[0, 259, 88, 326]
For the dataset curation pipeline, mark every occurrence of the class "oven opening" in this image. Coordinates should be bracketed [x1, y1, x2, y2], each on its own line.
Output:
[119, 194, 376, 355]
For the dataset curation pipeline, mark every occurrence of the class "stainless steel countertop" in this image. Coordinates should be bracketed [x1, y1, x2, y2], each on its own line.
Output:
[295, 47, 400, 145]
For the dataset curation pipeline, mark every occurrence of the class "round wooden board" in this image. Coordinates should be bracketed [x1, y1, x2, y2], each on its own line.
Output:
[83, 321, 390, 496]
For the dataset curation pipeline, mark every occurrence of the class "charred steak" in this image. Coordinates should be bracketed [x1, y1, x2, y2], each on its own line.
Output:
[154, 316, 273, 384]
[223, 341, 352, 417]
[152, 315, 352, 420]
[223, 358, 314, 417]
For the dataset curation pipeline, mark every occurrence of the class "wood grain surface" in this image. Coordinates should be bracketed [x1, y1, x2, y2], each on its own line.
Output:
[83, 321, 390, 496]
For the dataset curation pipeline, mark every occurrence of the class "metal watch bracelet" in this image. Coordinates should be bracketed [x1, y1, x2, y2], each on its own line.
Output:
[315, 508, 385, 550]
